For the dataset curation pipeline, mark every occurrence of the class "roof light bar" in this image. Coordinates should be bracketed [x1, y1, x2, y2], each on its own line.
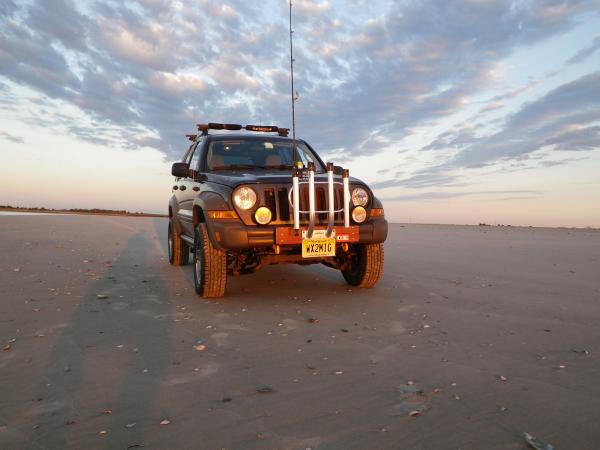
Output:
[195, 123, 289, 136]
[245, 125, 289, 136]
[197, 123, 243, 132]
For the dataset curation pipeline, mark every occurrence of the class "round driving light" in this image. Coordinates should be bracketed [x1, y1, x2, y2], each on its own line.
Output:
[254, 207, 272, 225]
[351, 187, 369, 206]
[233, 186, 257, 210]
[352, 206, 367, 223]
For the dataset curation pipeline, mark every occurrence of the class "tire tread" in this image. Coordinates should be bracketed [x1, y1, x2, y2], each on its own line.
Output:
[342, 243, 384, 288]
[170, 221, 189, 266]
[195, 224, 227, 298]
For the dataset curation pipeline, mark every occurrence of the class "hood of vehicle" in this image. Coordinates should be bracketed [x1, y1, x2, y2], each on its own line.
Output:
[206, 170, 364, 187]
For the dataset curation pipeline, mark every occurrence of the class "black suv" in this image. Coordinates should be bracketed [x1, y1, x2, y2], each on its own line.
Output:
[168, 123, 388, 298]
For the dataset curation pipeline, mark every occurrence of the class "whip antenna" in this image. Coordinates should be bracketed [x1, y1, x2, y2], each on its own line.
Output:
[289, 0, 297, 163]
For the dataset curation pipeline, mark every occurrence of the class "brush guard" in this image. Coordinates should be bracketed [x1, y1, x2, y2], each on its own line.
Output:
[290, 162, 351, 238]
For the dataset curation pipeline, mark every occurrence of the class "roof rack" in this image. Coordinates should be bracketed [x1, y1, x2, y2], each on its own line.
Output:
[196, 123, 289, 137]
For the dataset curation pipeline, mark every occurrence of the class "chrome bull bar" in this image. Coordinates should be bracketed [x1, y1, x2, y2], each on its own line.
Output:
[290, 163, 350, 238]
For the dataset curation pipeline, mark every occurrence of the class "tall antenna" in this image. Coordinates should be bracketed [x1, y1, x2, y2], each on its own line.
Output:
[289, 0, 297, 163]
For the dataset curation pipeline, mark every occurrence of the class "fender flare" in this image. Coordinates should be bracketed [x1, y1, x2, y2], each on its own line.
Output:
[193, 192, 231, 222]
[168, 196, 186, 235]
[193, 192, 233, 251]
[371, 196, 384, 209]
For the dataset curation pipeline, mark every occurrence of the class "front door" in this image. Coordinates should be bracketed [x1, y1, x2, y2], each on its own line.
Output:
[175, 138, 204, 236]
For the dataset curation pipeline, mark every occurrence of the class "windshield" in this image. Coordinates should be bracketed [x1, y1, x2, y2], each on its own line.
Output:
[205, 139, 324, 172]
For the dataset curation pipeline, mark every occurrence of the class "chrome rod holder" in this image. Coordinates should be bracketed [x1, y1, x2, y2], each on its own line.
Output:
[343, 168, 350, 228]
[326, 162, 335, 237]
[307, 162, 316, 238]
[292, 168, 300, 231]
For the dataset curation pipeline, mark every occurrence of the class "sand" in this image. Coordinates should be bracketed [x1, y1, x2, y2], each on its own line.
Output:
[1, 215, 599, 449]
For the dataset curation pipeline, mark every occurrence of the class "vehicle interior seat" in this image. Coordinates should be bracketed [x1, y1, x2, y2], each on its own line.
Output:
[208, 154, 225, 169]
[265, 154, 283, 167]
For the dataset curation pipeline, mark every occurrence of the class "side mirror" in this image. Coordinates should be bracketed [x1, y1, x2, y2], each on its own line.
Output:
[171, 162, 189, 178]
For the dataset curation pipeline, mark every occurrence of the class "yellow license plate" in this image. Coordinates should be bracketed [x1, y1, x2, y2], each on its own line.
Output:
[302, 230, 336, 258]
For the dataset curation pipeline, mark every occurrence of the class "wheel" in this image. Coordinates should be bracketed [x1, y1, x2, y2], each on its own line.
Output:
[341, 243, 384, 288]
[168, 220, 189, 266]
[193, 223, 227, 298]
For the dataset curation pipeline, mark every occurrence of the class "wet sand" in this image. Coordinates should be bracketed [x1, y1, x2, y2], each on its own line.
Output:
[1, 215, 599, 449]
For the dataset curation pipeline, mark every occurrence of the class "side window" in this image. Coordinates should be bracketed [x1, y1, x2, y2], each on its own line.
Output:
[188, 138, 204, 178]
[182, 143, 195, 164]
[295, 144, 323, 172]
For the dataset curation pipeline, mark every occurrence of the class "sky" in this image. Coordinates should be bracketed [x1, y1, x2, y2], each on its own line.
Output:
[0, 0, 599, 227]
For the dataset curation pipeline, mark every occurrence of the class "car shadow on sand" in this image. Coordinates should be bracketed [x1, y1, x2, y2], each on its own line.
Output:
[153, 218, 358, 306]
[26, 230, 173, 450]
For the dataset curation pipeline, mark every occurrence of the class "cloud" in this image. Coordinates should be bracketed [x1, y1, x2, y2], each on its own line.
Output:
[452, 71, 600, 167]
[0, 0, 598, 161]
[371, 170, 461, 190]
[0, 129, 24, 143]
[566, 35, 600, 64]
[27, 0, 89, 51]
[379, 189, 541, 202]
[384, 70, 600, 188]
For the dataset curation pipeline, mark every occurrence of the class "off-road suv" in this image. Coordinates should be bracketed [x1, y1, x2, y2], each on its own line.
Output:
[168, 122, 388, 298]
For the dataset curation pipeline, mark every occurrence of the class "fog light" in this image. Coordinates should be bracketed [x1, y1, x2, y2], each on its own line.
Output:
[352, 206, 367, 223]
[255, 207, 272, 225]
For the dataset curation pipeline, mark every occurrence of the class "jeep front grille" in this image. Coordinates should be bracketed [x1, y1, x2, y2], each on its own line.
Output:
[277, 188, 290, 221]
[260, 185, 345, 225]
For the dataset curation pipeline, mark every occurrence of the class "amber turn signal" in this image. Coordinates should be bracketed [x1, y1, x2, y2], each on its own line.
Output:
[207, 210, 238, 220]
[369, 208, 384, 218]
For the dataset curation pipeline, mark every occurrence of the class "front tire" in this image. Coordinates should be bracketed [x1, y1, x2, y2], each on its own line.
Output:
[168, 220, 189, 266]
[193, 223, 227, 298]
[341, 243, 384, 288]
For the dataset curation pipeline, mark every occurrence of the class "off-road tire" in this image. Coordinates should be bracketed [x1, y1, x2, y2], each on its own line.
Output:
[193, 223, 227, 298]
[168, 220, 189, 266]
[341, 243, 384, 288]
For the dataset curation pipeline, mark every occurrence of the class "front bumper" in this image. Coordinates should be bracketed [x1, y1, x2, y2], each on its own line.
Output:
[206, 218, 388, 250]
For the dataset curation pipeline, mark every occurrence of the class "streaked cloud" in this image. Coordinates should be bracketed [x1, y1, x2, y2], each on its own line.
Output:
[380, 189, 541, 202]
[0, 129, 24, 143]
[566, 35, 600, 64]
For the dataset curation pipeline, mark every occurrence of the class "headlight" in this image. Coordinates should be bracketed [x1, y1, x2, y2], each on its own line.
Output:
[254, 207, 272, 225]
[352, 206, 367, 223]
[233, 186, 257, 210]
[351, 187, 369, 206]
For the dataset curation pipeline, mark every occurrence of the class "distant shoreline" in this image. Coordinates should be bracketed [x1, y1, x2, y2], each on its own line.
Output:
[0, 206, 167, 218]
[1, 207, 596, 229]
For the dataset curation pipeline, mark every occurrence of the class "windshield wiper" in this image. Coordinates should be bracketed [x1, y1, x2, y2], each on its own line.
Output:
[264, 164, 294, 170]
[212, 164, 260, 170]
[213, 164, 295, 170]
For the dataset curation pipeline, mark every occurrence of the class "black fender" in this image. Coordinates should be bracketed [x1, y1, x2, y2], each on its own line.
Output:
[195, 191, 231, 214]
[193, 191, 236, 251]
[371, 196, 384, 209]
